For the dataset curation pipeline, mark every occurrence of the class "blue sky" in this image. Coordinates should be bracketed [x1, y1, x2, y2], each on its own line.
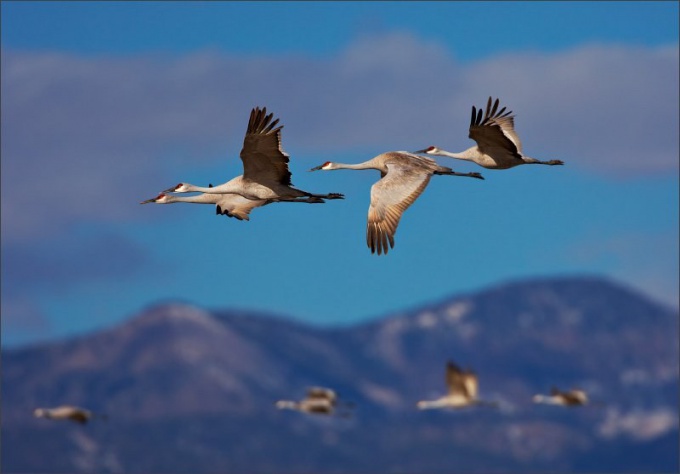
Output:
[2, 1, 678, 347]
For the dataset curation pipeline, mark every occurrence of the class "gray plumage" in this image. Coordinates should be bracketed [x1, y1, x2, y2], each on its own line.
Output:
[160, 107, 344, 204]
[415, 97, 564, 169]
[310, 152, 483, 255]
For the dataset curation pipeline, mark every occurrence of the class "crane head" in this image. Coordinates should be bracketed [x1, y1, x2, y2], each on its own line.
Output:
[162, 183, 189, 193]
[413, 146, 439, 155]
[309, 161, 334, 171]
[140, 193, 168, 204]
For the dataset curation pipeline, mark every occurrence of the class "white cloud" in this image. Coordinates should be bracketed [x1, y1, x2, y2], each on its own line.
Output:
[598, 407, 679, 441]
[1, 33, 677, 242]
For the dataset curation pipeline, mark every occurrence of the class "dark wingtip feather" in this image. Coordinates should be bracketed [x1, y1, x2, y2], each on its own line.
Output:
[489, 97, 499, 117]
[485, 97, 493, 118]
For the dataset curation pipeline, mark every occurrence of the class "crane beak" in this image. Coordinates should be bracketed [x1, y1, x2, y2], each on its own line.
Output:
[309, 165, 324, 172]
[140, 197, 157, 204]
[412, 148, 429, 154]
[161, 185, 178, 193]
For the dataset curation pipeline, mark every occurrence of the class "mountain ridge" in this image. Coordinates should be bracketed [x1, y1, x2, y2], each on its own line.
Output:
[2, 275, 678, 473]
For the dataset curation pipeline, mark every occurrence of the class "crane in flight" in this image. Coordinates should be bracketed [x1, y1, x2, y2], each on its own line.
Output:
[414, 97, 564, 169]
[160, 107, 344, 204]
[276, 387, 354, 417]
[533, 387, 589, 407]
[33, 405, 107, 424]
[417, 361, 497, 410]
[310, 152, 483, 255]
[140, 190, 275, 221]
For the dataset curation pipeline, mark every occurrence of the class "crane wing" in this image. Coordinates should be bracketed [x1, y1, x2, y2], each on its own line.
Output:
[214, 194, 269, 221]
[468, 97, 523, 158]
[563, 389, 588, 405]
[239, 107, 293, 186]
[462, 372, 478, 399]
[367, 161, 432, 255]
[445, 361, 469, 396]
[68, 411, 90, 424]
[305, 399, 334, 414]
[306, 387, 337, 402]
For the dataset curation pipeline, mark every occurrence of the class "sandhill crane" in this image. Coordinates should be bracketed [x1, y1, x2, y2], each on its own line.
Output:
[33, 405, 106, 424]
[414, 97, 564, 169]
[140, 189, 276, 221]
[417, 361, 496, 410]
[161, 107, 344, 204]
[533, 387, 589, 407]
[276, 387, 354, 417]
[310, 152, 483, 255]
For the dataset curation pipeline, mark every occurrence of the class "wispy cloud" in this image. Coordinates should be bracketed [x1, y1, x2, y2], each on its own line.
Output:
[2, 33, 678, 243]
[598, 407, 679, 441]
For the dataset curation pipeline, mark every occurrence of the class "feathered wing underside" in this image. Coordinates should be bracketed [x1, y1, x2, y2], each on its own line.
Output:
[367, 161, 432, 255]
[562, 389, 587, 405]
[215, 194, 268, 221]
[240, 107, 293, 186]
[305, 400, 334, 414]
[445, 361, 478, 400]
[306, 387, 337, 403]
[469, 97, 523, 159]
[462, 373, 478, 399]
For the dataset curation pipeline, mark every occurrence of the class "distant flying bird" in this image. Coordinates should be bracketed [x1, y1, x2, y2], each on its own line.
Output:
[140, 188, 276, 221]
[33, 405, 106, 424]
[533, 387, 589, 407]
[310, 152, 483, 255]
[417, 361, 496, 410]
[276, 387, 354, 417]
[414, 97, 564, 169]
[161, 106, 344, 204]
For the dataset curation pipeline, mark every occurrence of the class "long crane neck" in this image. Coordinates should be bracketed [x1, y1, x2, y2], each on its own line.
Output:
[276, 400, 300, 411]
[432, 148, 476, 161]
[165, 194, 218, 204]
[330, 159, 382, 171]
[417, 398, 451, 410]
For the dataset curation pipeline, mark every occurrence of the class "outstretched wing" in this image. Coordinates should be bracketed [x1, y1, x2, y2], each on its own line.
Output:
[69, 411, 90, 424]
[469, 97, 523, 158]
[240, 107, 293, 186]
[214, 194, 269, 221]
[306, 387, 337, 403]
[462, 372, 478, 399]
[563, 389, 588, 405]
[445, 361, 469, 397]
[367, 159, 432, 255]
